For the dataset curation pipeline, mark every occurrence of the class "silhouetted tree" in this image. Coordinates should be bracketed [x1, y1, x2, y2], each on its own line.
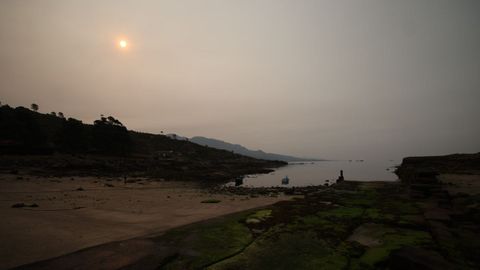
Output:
[50, 112, 57, 116]
[30, 103, 39, 112]
[92, 115, 132, 155]
[57, 118, 88, 153]
[107, 116, 123, 126]
[0, 106, 47, 153]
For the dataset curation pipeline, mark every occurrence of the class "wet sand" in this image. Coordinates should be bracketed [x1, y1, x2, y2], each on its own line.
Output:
[0, 175, 292, 269]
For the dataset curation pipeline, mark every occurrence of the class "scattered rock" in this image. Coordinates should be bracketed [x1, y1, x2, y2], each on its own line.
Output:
[424, 208, 451, 222]
[11, 203, 39, 208]
[387, 247, 454, 270]
[347, 223, 386, 247]
[246, 218, 261, 224]
[11, 203, 25, 208]
[201, 199, 221, 203]
[251, 228, 265, 234]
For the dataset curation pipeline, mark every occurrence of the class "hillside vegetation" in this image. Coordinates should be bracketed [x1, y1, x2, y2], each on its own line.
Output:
[0, 105, 285, 181]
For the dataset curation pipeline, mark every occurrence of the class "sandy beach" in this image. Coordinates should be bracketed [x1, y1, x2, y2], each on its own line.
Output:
[0, 174, 293, 269]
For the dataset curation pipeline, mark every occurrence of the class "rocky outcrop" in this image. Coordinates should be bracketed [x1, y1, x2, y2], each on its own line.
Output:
[395, 153, 480, 183]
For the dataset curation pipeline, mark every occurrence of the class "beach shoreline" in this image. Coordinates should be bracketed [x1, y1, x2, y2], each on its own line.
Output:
[3, 153, 480, 269]
[0, 174, 295, 270]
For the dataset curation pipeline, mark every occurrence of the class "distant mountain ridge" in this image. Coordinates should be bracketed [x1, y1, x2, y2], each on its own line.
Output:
[190, 136, 322, 162]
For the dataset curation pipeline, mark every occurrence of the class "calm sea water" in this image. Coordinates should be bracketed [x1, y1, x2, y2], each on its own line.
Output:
[228, 160, 399, 187]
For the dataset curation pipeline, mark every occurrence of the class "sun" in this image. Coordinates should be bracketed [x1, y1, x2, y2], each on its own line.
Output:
[119, 40, 128, 48]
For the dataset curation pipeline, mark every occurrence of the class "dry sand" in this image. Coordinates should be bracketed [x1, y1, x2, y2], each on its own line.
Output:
[0, 174, 293, 269]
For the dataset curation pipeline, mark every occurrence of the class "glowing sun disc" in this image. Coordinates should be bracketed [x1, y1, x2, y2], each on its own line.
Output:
[119, 40, 127, 48]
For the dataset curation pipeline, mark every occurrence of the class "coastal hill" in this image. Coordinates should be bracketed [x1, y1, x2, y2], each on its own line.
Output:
[190, 136, 322, 162]
[0, 105, 285, 181]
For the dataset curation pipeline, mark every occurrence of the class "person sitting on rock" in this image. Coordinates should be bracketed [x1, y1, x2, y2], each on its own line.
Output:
[337, 170, 344, 182]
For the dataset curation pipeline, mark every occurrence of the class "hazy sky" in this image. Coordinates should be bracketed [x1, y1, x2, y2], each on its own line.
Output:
[1, 0, 479, 160]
